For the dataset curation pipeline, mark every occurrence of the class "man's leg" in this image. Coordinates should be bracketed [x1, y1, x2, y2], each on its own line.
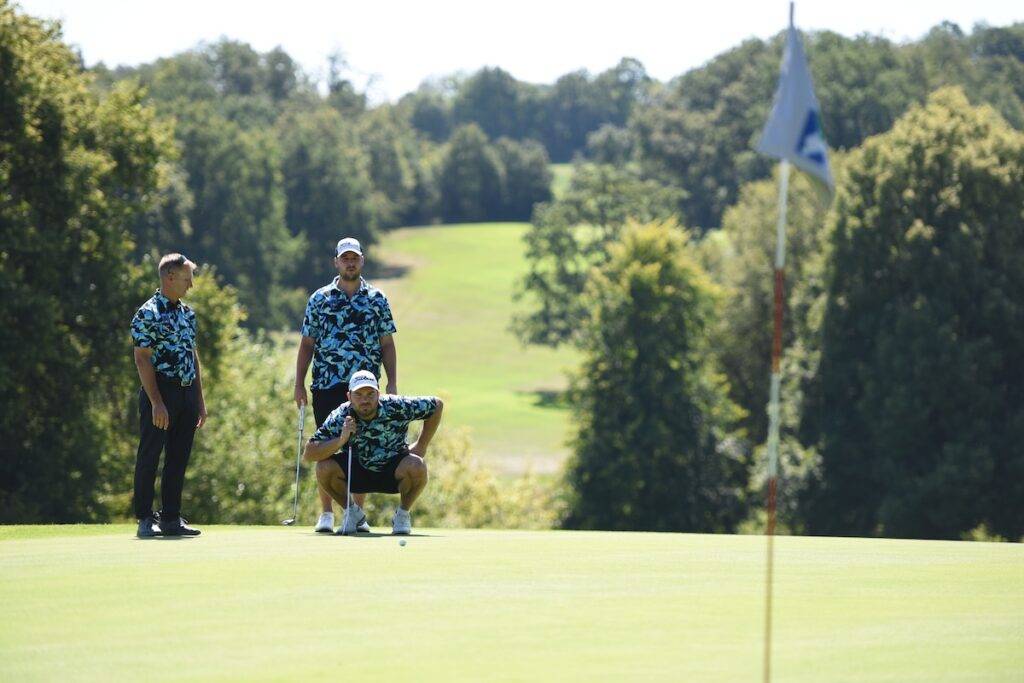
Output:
[160, 384, 198, 526]
[315, 459, 350, 508]
[312, 386, 365, 518]
[133, 388, 167, 521]
[394, 455, 428, 510]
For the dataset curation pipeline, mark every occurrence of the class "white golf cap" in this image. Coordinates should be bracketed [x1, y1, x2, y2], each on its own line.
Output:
[336, 237, 363, 256]
[348, 370, 379, 393]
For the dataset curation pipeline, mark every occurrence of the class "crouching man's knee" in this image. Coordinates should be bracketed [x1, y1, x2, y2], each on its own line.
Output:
[398, 454, 428, 483]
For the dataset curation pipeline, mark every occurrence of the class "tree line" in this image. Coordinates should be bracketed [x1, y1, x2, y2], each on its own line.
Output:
[2, 0, 1022, 540]
[530, 89, 1024, 541]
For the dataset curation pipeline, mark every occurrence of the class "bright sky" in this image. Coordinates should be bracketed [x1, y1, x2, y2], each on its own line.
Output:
[16, 0, 1023, 102]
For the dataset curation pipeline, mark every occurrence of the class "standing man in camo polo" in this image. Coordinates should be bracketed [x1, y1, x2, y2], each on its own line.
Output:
[294, 237, 398, 533]
[131, 254, 207, 539]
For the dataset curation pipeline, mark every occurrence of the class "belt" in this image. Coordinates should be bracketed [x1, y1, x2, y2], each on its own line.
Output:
[157, 375, 193, 387]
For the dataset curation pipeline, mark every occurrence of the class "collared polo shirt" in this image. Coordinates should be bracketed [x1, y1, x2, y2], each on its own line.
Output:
[312, 396, 439, 471]
[301, 276, 397, 390]
[130, 290, 197, 384]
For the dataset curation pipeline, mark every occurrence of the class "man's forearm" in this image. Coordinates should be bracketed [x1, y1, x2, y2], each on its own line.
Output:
[303, 435, 347, 462]
[415, 401, 444, 452]
[193, 349, 205, 403]
[134, 351, 164, 407]
[381, 337, 397, 388]
[295, 339, 314, 386]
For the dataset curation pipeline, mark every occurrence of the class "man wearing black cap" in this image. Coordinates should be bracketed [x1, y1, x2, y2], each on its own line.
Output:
[294, 237, 398, 533]
[130, 253, 207, 538]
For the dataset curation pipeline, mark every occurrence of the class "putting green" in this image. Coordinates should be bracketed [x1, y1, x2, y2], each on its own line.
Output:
[1, 526, 1021, 681]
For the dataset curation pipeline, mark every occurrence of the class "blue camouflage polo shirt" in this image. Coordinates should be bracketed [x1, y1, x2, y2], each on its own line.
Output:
[312, 396, 439, 471]
[130, 291, 197, 384]
[301, 277, 397, 390]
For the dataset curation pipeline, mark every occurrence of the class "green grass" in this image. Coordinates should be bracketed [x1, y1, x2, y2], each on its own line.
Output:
[2, 526, 1021, 681]
[372, 223, 579, 474]
[550, 162, 574, 200]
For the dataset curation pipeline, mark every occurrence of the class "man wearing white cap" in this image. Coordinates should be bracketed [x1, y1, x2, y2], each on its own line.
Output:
[303, 370, 443, 535]
[294, 237, 398, 533]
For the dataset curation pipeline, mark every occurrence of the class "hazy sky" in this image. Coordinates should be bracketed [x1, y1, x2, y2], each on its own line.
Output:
[16, 0, 1023, 102]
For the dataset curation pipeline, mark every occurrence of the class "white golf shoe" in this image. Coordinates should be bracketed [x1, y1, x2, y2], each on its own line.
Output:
[392, 508, 412, 535]
[336, 504, 366, 535]
[314, 511, 334, 533]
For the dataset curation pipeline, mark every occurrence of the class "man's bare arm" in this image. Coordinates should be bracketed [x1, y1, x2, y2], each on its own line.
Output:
[410, 399, 444, 457]
[381, 334, 397, 394]
[294, 335, 315, 407]
[133, 347, 168, 430]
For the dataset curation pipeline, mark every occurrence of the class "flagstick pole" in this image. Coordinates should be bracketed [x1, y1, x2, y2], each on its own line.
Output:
[763, 158, 790, 683]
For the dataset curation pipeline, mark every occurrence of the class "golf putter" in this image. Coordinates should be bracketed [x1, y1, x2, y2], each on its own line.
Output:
[340, 443, 354, 535]
[282, 403, 306, 525]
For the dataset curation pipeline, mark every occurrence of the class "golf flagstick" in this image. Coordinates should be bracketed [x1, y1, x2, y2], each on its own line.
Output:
[282, 403, 306, 525]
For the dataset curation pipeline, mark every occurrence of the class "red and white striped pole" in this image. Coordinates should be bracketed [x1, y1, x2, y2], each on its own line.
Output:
[763, 158, 790, 683]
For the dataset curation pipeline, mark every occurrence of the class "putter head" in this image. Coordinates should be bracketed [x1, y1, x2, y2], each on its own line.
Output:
[281, 518, 296, 526]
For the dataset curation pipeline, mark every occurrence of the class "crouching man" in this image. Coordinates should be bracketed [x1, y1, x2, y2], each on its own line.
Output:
[303, 370, 443, 535]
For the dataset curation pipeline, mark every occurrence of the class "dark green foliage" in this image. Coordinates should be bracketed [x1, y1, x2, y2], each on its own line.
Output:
[452, 67, 530, 141]
[799, 88, 1024, 540]
[513, 164, 684, 347]
[0, 6, 169, 521]
[325, 51, 368, 115]
[701, 168, 832, 445]
[634, 24, 1024, 229]
[443, 59, 650, 163]
[541, 59, 652, 162]
[493, 138, 552, 220]
[403, 86, 452, 142]
[564, 222, 746, 531]
[585, 124, 635, 165]
[356, 108, 423, 228]
[437, 125, 552, 223]
[278, 107, 377, 290]
[438, 124, 505, 223]
[174, 106, 303, 329]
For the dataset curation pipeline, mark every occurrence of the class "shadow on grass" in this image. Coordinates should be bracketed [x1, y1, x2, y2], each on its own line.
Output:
[365, 262, 412, 279]
[323, 532, 440, 539]
[518, 389, 570, 410]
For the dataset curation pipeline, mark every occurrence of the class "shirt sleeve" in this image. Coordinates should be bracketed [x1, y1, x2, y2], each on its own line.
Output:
[391, 397, 438, 422]
[378, 296, 397, 337]
[130, 308, 158, 348]
[310, 404, 350, 442]
[300, 294, 319, 339]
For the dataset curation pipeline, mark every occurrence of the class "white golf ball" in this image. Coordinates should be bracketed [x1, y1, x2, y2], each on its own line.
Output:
[399, 539, 407, 546]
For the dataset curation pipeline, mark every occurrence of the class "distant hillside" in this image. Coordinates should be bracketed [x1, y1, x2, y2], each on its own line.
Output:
[372, 223, 580, 474]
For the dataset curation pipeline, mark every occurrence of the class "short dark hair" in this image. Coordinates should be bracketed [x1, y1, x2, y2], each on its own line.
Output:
[158, 253, 196, 278]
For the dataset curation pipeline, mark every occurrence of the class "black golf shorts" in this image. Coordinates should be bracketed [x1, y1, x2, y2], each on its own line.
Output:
[312, 383, 348, 428]
[331, 447, 408, 494]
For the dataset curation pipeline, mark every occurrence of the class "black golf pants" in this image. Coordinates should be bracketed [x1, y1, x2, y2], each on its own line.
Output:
[133, 379, 199, 520]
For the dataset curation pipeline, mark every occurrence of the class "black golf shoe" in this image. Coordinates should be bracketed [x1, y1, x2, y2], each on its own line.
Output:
[136, 516, 162, 538]
[160, 516, 201, 537]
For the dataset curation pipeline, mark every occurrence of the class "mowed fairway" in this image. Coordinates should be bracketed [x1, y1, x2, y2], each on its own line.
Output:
[2, 526, 1021, 682]
[373, 223, 579, 474]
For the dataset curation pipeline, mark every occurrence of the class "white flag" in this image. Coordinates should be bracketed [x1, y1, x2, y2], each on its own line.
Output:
[757, 22, 833, 191]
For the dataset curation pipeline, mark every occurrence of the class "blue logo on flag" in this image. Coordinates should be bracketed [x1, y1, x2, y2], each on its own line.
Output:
[796, 110, 827, 167]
